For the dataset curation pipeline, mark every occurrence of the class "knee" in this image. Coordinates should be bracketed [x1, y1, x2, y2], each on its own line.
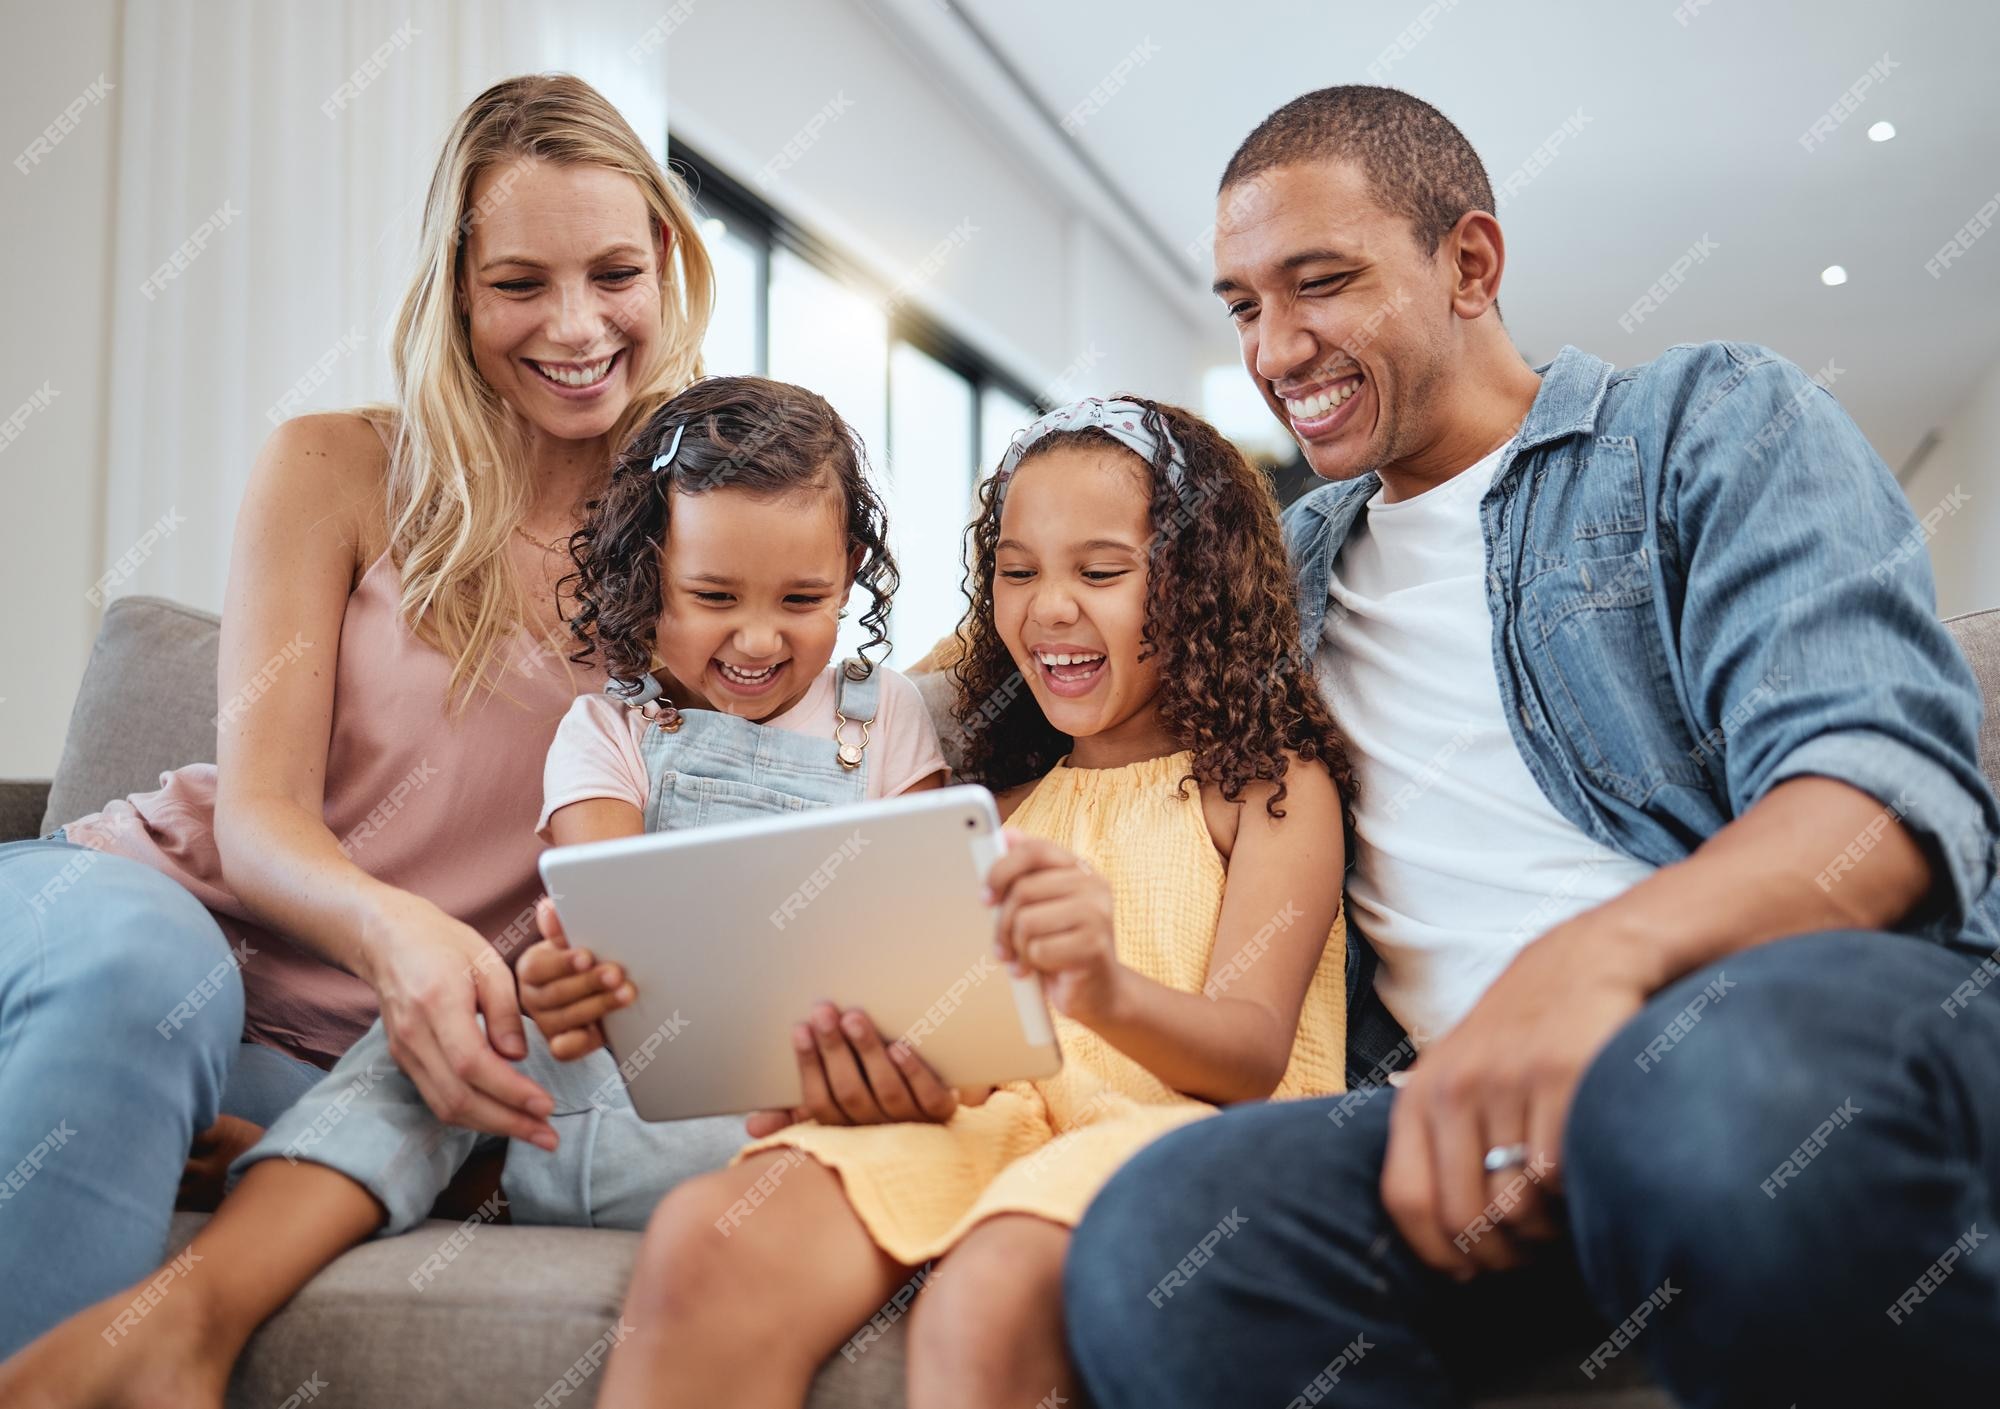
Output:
[1563, 935, 1963, 1405]
[911, 1236, 1056, 1387]
[13, 849, 242, 1050]
[1565, 942, 1891, 1298]
[627, 1162, 790, 1334]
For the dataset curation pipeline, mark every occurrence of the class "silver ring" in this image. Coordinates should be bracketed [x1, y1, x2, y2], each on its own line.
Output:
[1482, 1143, 1530, 1174]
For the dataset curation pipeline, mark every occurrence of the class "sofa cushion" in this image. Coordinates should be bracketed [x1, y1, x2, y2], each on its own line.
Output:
[182, 1194, 1668, 1409]
[171, 1212, 909, 1409]
[1945, 607, 2000, 792]
[41, 596, 222, 836]
[0, 779, 52, 843]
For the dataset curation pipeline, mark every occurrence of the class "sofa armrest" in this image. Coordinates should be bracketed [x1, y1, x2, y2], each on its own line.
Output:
[0, 780, 54, 843]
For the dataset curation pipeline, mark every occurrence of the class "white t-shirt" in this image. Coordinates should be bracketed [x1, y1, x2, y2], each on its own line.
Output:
[1315, 442, 1655, 1045]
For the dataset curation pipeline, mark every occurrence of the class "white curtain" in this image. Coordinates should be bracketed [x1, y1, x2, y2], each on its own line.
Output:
[101, 0, 672, 612]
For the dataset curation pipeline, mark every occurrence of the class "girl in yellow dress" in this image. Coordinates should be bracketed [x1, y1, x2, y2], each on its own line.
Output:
[551, 396, 1354, 1409]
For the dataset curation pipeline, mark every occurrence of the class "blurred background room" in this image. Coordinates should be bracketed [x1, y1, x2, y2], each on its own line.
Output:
[4, 0, 1997, 777]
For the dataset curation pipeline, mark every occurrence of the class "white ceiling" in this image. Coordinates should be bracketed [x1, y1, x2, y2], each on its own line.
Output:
[955, 0, 2000, 474]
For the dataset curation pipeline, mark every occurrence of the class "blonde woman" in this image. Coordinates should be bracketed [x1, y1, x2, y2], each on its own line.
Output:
[0, 73, 710, 1361]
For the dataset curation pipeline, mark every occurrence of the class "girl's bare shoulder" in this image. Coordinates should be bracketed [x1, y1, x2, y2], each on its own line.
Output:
[1198, 751, 1338, 862]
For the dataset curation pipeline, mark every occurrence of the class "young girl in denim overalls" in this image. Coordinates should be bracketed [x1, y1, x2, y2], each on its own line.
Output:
[235, 374, 952, 1233]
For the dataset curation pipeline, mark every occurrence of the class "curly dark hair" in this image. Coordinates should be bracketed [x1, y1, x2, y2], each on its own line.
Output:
[560, 375, 898, 686]
[951, 395, 1354, 821]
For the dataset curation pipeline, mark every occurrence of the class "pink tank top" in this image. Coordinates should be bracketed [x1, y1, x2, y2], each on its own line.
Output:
[63, 547, 606, 1068]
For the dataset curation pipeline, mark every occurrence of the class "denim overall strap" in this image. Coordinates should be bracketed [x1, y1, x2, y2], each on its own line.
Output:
[631, 663, 873, 832]
[831, 659, 881, 770]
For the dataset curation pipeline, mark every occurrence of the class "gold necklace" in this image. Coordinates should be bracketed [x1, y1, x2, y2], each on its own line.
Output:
[513, 522, 570, 556]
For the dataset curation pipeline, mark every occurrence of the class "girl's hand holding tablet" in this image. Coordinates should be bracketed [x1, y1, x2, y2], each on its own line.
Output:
[743, 1005, 994, 1137]
[986, 830, 1125, 1026]
[519, 895, 635, 1060]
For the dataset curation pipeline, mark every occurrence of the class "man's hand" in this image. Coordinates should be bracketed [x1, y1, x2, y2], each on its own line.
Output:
[1381, 776, 1938, 1280]
[1380, 919, 1651, 1278]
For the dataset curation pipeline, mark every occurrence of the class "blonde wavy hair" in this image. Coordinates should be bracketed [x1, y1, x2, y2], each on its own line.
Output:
[375, 73, 713, 707]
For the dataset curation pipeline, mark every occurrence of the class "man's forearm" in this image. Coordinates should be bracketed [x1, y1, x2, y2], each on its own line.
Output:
[1572, 775, 1935, 995]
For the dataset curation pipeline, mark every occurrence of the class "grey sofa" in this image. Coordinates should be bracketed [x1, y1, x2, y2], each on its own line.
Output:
[7, 595, 1999, 1409]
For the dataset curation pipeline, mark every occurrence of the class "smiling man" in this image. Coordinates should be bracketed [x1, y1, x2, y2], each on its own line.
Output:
[1063, 87, 2000, 1407]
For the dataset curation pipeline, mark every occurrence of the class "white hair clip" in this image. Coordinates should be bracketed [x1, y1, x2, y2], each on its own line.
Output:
[650, 422, 686, 474]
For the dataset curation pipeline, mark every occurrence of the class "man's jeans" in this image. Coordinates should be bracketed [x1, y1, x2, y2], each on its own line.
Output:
[1066, 931, 2000, 1407]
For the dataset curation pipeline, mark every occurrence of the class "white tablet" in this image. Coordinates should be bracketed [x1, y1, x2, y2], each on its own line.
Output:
[538, 785, 1063, 1122]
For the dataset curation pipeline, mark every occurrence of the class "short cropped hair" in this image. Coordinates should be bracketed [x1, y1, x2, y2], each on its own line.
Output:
[1220, 87, 1494, 253]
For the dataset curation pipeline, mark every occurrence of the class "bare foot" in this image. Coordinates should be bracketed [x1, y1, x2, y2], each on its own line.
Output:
[0, 1266, 232, 1409]
[178, 1115, 265, 1212]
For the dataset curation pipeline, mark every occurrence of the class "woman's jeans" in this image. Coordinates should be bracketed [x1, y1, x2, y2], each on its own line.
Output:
[0, 834, 315, 1355]
[1065, 930, 2000, 1409]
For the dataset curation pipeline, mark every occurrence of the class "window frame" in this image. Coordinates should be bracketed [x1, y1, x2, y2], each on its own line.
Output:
[667, 140, 1047, 475]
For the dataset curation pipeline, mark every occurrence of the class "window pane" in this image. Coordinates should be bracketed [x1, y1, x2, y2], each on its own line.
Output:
[767, 250, 888, 665]
[979, 385, 1037, 483]
[768, 249, 887, 453]
[700, 218, 761, 377]
[886, 343, 977, 669]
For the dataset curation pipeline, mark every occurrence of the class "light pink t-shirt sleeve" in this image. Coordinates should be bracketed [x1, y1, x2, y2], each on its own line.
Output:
[867, 667, 951, 799]
[538, 694, 651, 841]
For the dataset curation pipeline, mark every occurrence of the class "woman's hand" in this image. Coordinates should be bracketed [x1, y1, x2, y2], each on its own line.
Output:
[519, 895, 636, 1060]
[986, 831, 1127, 1026]
[743, 1003, 992, 1137]
[355, 889, 558, 1150]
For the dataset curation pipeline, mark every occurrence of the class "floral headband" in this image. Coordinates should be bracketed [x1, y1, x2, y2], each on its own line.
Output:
[991, 397, 1189, 503]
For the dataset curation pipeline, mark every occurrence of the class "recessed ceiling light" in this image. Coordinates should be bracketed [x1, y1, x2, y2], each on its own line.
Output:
[1867, 121, 1896, 142]
[1821, 265, 1848, 286]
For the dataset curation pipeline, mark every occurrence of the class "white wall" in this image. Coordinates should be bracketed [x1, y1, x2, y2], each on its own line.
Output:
[1903, 356, 2000, 621]
[0, 0, 121, 778]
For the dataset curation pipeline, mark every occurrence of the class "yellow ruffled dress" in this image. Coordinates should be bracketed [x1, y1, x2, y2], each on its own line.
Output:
[736, 749, 1347, 1265]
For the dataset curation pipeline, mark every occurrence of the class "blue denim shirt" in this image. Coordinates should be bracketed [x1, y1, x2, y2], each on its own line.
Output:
[1286, 342, 2000, 998]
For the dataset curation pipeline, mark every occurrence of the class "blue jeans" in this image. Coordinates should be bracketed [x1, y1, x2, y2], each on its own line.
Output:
[1066, 931, 2000, 1408]
[0, 834, 315, 1355]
